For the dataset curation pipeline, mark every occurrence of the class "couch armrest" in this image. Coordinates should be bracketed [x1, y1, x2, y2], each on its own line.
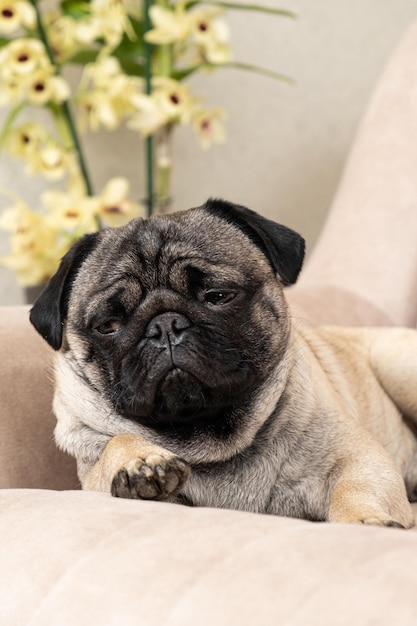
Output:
[298, 20, 417, 328]
[0, 306, 79, 489]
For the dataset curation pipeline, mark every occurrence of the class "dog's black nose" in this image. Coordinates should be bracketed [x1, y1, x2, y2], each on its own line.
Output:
[145, 312, 191, 346]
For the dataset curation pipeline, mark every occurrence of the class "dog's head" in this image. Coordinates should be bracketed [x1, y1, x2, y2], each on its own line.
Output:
[30, 199, 304, 433]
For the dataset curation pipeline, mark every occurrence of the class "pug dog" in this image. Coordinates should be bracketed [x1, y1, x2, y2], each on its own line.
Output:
[30, 198, 417, 528]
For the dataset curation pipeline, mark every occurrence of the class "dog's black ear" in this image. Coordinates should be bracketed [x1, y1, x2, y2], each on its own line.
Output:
[30, 233, 99, 350]
[203, 198, 305, 285]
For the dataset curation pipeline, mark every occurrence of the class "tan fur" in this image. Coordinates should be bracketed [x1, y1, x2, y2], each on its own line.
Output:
[82, 434, 190, 499]
[30, 203, 417, 528]
[65, 322, 417, 528]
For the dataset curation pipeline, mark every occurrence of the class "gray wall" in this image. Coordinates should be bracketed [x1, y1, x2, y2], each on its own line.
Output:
[1, 0, 416, 304]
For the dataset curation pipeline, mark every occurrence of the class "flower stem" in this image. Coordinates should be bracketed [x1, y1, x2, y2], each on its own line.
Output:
[155, 0, 173, 77]
[60, 101, 93, 196]
[143, 0, 154, 217]
[30, 0, 94, 197]
[151, 0, 173, 214]
[0, 103, 26, 149]
[155, 124, 172, 214]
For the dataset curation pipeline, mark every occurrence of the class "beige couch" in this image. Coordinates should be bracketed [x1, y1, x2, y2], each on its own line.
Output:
[2, 21, 417, 626]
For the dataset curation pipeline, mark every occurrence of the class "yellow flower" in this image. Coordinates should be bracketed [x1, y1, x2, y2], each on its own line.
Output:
[5, 124, 73, 183]
[83, 55, 121, 87]
[0, 198, 64, 286]
[0, 39, 47, 79]
[1, 252, 55, 285]
[27, 143, 70, 181]
[46, 14, 78, 62]
[190, 7, 232, 64]
[27, 67, 70, 105]
[0, 38, 70, 105]
[41, 179, 142, 234]
[73, 17, 101, 46]
[145, 3, 191, 45]
[77, 57, 141, 131]
[128, 79, 197, 137]
[89, 0, 137, 52]
[120, 0, 141, 19]
[96, 177, 144, 227]
[78, 92, 120, 130]
[128, 93, 167, 137]
[5, 122, 48, 159]
[82, 56, 141, 97]
[192, 107, 227, 150]
[153, 78, 194, 125]
[0, 0, 36, 34]
[0, 77, 24, 104]
[0, 196, 30, 232]
[72, 0, 140, 49]
[145, 4, 231, 64]
[42, 189, 99, 235]
[37, 145, 68, 180]
[201, 38, 232, 65]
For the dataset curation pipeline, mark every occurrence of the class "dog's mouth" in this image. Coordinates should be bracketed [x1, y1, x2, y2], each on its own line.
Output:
[111, 321, 260, 429]
[154, 367, 214, 421]
[115, 362, 245, 429]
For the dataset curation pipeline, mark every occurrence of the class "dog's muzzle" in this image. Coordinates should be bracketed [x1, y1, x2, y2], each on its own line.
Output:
[145, 312, 192, 351]
[114, 310, 255, 428]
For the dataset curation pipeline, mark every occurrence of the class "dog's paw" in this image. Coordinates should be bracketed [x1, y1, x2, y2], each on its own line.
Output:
[328, 496, 415, 529]
[360, 516, 407, 529]
[328, 467, 416, 530]
[328, 509, 412, 529]
[111, 453, 191, 500]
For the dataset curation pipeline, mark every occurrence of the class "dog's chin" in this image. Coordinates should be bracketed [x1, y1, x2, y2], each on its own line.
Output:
[118, 367, 236, 429]
[155, 368, 212, 423]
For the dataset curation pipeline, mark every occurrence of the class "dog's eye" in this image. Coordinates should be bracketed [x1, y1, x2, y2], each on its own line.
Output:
[204, 290, 236, 306]
[95, 319, 124, 335]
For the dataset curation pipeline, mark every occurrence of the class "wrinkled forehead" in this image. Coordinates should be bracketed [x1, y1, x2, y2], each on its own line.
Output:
[71, 210, 271, 302]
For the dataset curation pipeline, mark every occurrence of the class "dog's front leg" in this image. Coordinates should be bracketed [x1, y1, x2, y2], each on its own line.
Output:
[80, 434, 191, 500]
[328, 447, 415, 529]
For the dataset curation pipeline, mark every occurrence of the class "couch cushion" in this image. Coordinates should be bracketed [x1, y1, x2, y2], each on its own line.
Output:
[1, 489, 416, 626]
[0, 307, 79, 490]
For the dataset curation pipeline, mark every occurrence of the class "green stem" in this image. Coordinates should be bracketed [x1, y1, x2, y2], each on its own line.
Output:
[155, 0, 173, 76]
[0, 103, 26, 149]
[143, 0, 154, 217]
[151, 0, 173, 214]
[186, 0, 296, 18]
[30, 0, 94, 196]
[61, 100, 93, 195]
[155, 124, 172, 214]
[49, 103, 73, 149]
[210, 61, 293, 83]
[143, 0, 174, 216]
[173, 61, 293, 83]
